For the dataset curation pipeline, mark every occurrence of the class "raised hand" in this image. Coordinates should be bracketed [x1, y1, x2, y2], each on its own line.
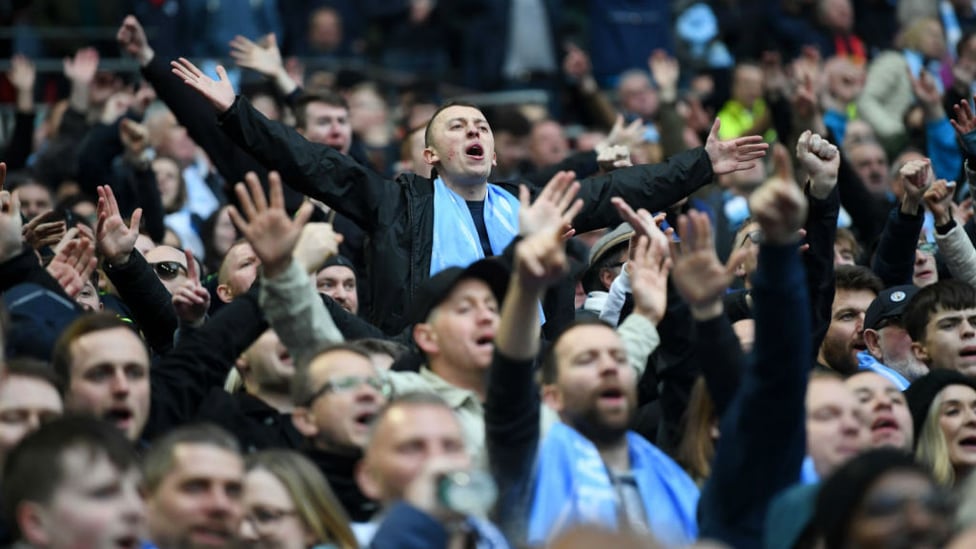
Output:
[604, 114, 645, 149]
[116, 15, 155, 66]
[648, 49, 679, 101]
[899, 158, 933, 210]
[46, 236, 97, 297]
[595, 143, 632, 173]
[227, 171, 314, 279]
[518, 170, 583, 238]
[8, 54, 35, 112]
[63, 47, 99, 85]
[230, 33, 283, 77]
[704, 118, 769, 175]
[909, 70, 944, 119]
[514, 217, 569, 295]
[120, 118, 150, 162]
[0, 164, 24, 262]
[293, 222, 344, 274]
[95, 185, 143, 265]
[562, 43, 592, 80]
[749, 145, 808, 245]
[672, 210, 747, 320]
[21, 210, 66, 250]
[628, 232, 672, 325]
[923, 179, 956, 227]
[951, 100, 976, 157]
[795, 130, 840, 199]
[172, 249, 210, 326]
[171, 57, 235, 112]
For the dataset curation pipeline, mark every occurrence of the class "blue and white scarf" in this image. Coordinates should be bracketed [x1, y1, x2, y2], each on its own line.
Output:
[527, 422, 699, 548]
[430, 177, 520, 276]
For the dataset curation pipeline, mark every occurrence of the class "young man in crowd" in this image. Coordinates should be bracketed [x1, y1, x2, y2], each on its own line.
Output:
[141, 423, 245, 549]
[173, 55, 768, 335]
[0, 359, 64, 476]
[904, 279, 976, 376]
[1, 416, 144, 549]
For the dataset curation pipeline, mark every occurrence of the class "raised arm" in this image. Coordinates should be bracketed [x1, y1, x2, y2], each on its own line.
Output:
[226, 171, 345, 365]
[699, 151, 812, 547]
[172, 57, 395, 229]
[871, 159, 930, 286]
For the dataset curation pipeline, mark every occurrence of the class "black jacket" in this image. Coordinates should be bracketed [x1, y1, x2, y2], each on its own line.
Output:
[219, 96, 718, 334]
[195, 390, 304, 453]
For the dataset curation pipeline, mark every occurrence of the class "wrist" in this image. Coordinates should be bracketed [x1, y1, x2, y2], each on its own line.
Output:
[936, 212, 954, 227]
[137, 47, 155, 67]
[634, 304, 664, 325]
[579, 75, 599, 95]
[689, 300, 724, 321]
[901, 197, 922, 215]
[106, 252, 132, 268]
[808, 174, 837, 200]
[261, 257, 293, 280]
[658, 86, 677, 103]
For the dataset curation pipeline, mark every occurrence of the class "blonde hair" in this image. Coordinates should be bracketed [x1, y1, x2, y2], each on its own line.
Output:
[896, 17, 941, 52]
[915, 391, 956, 487]
[246, 449, 357, 549]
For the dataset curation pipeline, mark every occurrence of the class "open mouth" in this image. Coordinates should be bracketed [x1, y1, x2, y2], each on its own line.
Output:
[465, 143, 485, 159]
[104, 407, 134, 426]
[354, 411, 377, 428]
[960, 347, 976, 359]
[475, 335, 494, 348]
[190, 526, 232, 544]
[598, 388, 625, 404]
[871, 417, 899, 433]
[114, 536, 139, 549]
[959, 436, 976, 450]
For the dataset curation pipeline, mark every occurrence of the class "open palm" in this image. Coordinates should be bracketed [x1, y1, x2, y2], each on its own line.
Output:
[171, 57, 235, 112]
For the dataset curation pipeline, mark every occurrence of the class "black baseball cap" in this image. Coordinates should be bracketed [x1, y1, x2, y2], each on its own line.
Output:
[407, 258, 510, 326]
[863, 285, 919, 331]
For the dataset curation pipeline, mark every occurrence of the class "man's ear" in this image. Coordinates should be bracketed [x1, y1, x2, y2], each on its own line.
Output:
[413, 323, 439, 355]
[17, 502, 50, 547]
[422, 146, 439, 167]
[216, 284, 234, 303]
[355, 458, 382, 501]
[863, 329, 883, 360]
[912, 341, 931, 364]
[291, 408, 319, 438]
[541, 384, 564, 413]
[492, 150, 497, 167]
[598, 268, 616, 291]
[235, 355, 250, 378]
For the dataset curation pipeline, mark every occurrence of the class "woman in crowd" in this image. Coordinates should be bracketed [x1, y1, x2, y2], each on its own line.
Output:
[241, 449, 358, 549]
[906, 369, 976, 487]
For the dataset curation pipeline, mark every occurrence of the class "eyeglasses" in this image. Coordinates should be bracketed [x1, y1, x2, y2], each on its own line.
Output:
[244, 507, 299, 530]
[917, 242, 938, 255]
[860, 490, 952, 518]
[150, 261, 188, 281]
[740, 230, 763, 247]
[304, 375, 392, 406]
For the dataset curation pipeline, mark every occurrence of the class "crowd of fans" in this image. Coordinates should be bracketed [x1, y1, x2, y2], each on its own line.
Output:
[6, 0, 976, 548]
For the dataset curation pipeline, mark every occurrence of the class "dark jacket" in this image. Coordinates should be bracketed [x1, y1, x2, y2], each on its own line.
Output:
[102, 251, 179, 356]
[195, 390, 304, 453]
[698, 243, 812, 548]
[218, 96, 718, 334]
[305, 447, 379, 523]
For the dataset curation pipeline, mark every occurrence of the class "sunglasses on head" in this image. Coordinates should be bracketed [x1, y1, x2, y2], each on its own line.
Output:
[150, 261, 188, 280]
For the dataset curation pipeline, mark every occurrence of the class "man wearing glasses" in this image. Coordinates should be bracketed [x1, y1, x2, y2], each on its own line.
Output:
[144, 245, 192, 295]
[290, 341, 389, 543]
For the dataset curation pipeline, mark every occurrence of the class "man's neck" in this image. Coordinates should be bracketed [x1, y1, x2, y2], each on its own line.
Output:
[247, 383, 294, 413]
[427, 359, 487, 401]
[440, 174, 488, 201]
[597, 436, 631, 472]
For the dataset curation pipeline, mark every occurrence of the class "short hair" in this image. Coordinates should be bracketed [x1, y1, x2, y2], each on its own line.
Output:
[245, 450, 357, 549]
[141, 423, 240, 494]
[294, 91, 349, 131]
[293, 342, 375, 405]
[217, 238, 251, 286]
[423, 100, 483, 148]
[834, 265, 883, 295]
[904, 280, 976, 342]
[51, 313, 143, 384]
[3, 169, 44, 192]
[1, 416, 137, 538]
[540, 318, 616, 384]
[4, 357, 65, 397]
[354, 338, 410, 363]
[366, 392, 456, 446]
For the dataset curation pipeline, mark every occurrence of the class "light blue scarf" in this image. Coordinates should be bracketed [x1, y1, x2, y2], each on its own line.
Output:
[527, 422, 699, 548]
[430, 177, 521, 276]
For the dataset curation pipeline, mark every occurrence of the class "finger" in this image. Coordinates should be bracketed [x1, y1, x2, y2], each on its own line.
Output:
[245, 172, 268, 212]
[0, 162, 6, 189]
[268, 171, 286, 211]
[215, 64, 230, 83]
[519, 184, 530, 210]
[175, 57, 205, 79]
[725, 247, 751, 276]
[129, 207, 143, 233]
[556, 180, 581, 214]
[227, 205, 249, 234]
[104, 184, 121, 216]
[708, 118, 721, 141]
[234, 181, 258, 220]
[293, 200, 315, 228]
[562, 198, 584, 226]
[675, 214, 691, 254]
[185, 249, 198, 282]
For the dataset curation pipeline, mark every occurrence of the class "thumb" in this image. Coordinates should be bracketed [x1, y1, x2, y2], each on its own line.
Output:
[709, 118, 721, 140]
[215, 64, 230, 82]
[771, 143, 793, 181]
